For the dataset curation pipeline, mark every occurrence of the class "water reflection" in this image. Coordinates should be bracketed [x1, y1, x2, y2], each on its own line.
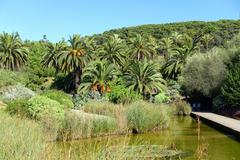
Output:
[52, 116, 240, 160]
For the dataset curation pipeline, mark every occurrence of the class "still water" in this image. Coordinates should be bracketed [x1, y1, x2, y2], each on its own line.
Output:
[56, 117, 240, 159]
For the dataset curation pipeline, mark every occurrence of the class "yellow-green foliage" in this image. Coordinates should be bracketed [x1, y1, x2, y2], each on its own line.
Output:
[0, 112, 45, 160]
[41, 90, 74, 109]
[125, 101, 170, 133]
[170, 100, 192, 115]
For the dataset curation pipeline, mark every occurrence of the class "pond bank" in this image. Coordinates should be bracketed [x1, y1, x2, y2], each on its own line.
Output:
[191, 112, 240, 140]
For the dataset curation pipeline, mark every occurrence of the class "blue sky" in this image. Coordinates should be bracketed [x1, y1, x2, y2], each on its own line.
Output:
[0, 0, 239, 42]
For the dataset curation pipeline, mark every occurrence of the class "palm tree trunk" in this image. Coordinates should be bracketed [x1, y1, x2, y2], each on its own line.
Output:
[74, 67, 82, 93]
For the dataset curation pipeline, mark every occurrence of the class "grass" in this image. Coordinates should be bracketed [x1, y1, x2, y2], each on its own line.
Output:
[125, 101, 170, 133]
[0, 111, 45, 160]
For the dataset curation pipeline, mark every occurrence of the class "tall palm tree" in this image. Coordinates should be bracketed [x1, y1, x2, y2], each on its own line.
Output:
[159, 37, 173, 59]
[80, 60, 116, 94]
[58, 35, 92, 91]
[0, 32, 28, 70]
[128, 34, 157, 61]
[162, 40, 197, 79]
[123, 59, 166, 97]
[42, 40, 68, 71]
[99, 34, 126, 67]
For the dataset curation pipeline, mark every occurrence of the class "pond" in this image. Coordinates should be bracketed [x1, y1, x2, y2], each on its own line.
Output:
[54, 117, 240, 159]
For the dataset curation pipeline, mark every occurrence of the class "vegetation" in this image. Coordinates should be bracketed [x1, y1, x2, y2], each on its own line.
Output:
[0, 19, 240, 159]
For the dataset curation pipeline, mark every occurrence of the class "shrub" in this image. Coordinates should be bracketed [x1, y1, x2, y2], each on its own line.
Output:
[73, 91, 104, 108]
[5, 99, 28, 116]
[171, 100, 192, 115]
[125, 101, 169, 133]
[221, 61, 240, 108]
[154, 92, 170, 103]
[0, 69, 29, 88]
[0, 85, 36, 103]
[41, 90, 73, 109]
[0, 112, 45, 160]
[107, 83, 142, 104]
[27, 95, 65, 121]
[181, 48, 229, 98]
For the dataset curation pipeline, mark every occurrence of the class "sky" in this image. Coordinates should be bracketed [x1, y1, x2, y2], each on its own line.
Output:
[0, 0, 239, 42]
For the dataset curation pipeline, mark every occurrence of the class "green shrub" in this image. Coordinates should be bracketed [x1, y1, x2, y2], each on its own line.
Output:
[125, 101, 169, 133]
[0, 112, 45, 160]
[107, 83, 142, 104]
[0, 69, 29, 88]
[5, 99, 28, 116]
[171, 100, 192, 115]
[27, 95, 65, 121]
[181, 48, 229, 97]
[41, 90, 73, 109]
[0, 85, 36, 103]
[221, 61, 240, 108]
[154, 92, 170, 103]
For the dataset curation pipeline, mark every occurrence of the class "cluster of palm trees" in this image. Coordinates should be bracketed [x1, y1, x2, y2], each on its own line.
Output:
[0, 31, 211, 97]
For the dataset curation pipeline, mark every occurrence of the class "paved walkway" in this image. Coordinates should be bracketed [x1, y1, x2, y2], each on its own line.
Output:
[192, 112, 240, 133]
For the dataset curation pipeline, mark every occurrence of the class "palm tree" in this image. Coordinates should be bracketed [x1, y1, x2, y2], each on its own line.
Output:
[171, 32, 183, 46]
[0, 32, 28, 70]
[128, 34, 157, 61]
[162, 40, 197, 79]
[80, 60, 116, 94]
[58, 34, 92, 91]
[201, 34, 214, 52]
[42, 40, 68, 71]
[99, 34, 126, 67]
[123, 59, 166, 97]
[159, 37, 173, 59]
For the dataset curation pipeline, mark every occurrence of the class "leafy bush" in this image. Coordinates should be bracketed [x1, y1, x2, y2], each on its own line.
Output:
[0, 112, 45, 160]
[5, 99, 28, 116]
[41, 90, 73, 109]
[181, 48, 229, 97]
[73, 91, 103, 108]
[125, 101, 169, 133]
[154, 92, 170, 103]
[171, 100, 192, 115]
[0, 69, 29, 88]
[107, 83, 142, 104]
[0, 85, 36, 103]
[27, 95, 65, 121]
[221, 61, 240, 108]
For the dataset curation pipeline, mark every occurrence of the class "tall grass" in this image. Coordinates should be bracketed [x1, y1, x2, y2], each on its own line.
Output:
[125, 101, 170, 133]
[0, 112, 45, 160]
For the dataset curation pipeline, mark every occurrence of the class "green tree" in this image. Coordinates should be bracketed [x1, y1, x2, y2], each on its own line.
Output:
[123, 59, 166, 97]
[221, 54, 240, 107]
[42, 41, 68, 71]
[128, 34, 157, 61]
[162, 40, 197, 79]
[0, 32, 28, 70]
[201, 34, 214, 52]
[99, 34, 126, 67]
[159, 37, 173, 59]
[80, 60, 117, 94]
